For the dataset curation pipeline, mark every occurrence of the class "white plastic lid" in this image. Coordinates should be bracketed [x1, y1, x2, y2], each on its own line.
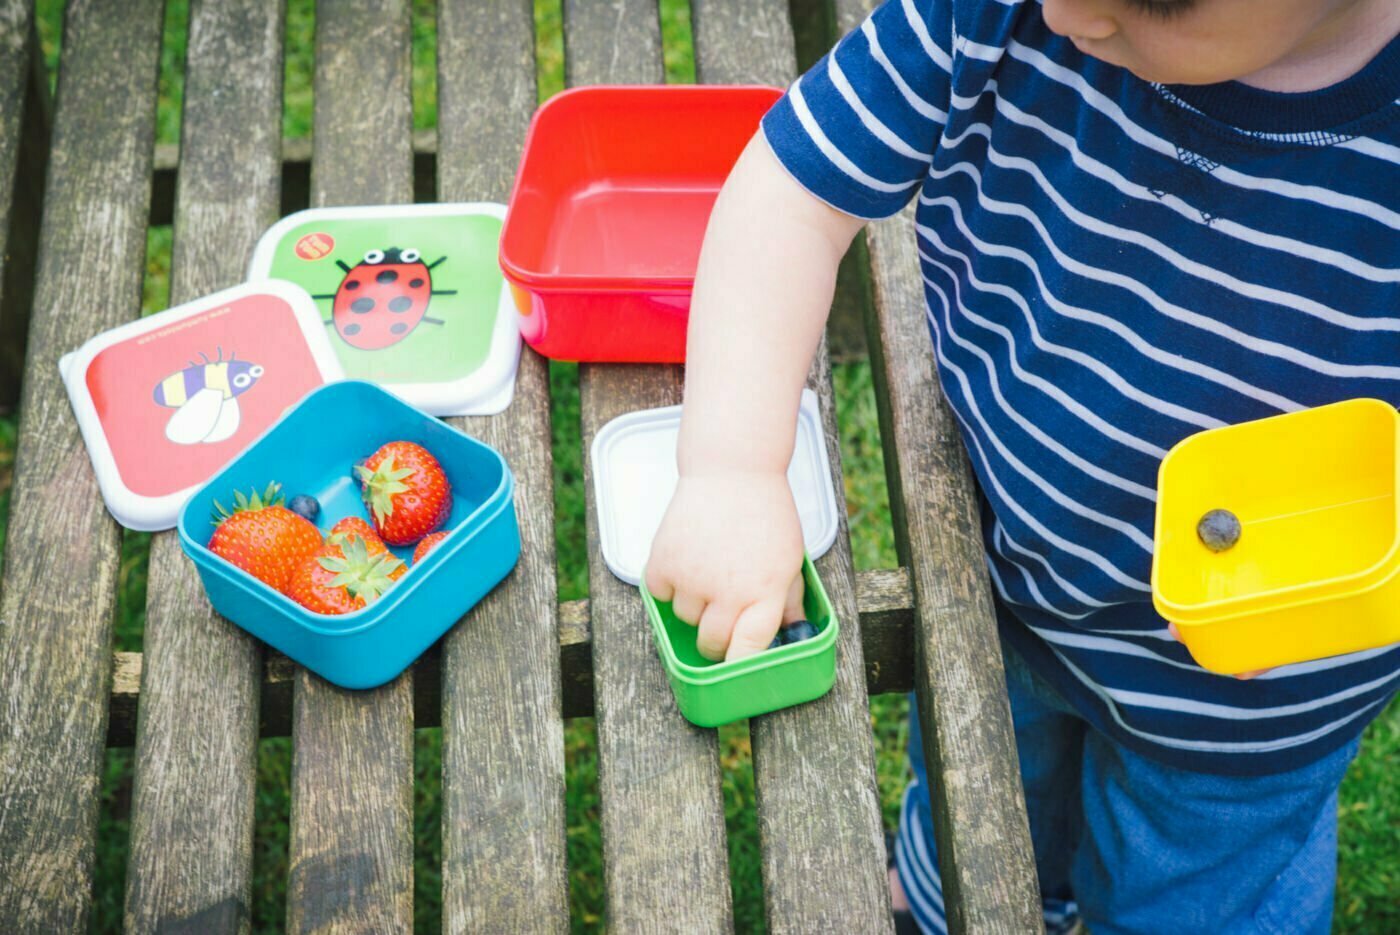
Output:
[590, 389, 840, 585]
[60, 280, 345, 531]
[248, 203, 520, 416]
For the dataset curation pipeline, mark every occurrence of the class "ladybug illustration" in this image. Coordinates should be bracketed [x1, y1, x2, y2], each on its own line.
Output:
[312, 247, 455, 350]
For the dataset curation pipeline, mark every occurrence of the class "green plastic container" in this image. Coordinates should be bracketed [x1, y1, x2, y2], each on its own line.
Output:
[640, 556, 839, 727]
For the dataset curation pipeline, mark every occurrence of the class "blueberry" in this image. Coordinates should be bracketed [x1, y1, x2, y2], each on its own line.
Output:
[288, 494, 320, 523]
[1197, 509, 1242, 552]
[778, 619, 819, 645]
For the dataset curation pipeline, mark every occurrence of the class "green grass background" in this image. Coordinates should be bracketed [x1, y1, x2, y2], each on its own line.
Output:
[24, 2, 1396, 932]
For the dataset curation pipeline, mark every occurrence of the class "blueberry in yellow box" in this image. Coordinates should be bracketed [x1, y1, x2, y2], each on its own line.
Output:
[248, 204, 522, 417]
[1152, 398, 1400, 675]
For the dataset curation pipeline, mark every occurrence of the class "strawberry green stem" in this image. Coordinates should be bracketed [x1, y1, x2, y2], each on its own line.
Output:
[317, 538, 404, 605]
[356, 455, 414, 525]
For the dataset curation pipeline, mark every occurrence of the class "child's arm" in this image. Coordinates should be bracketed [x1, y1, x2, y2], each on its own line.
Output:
[644, 136, 867, 662]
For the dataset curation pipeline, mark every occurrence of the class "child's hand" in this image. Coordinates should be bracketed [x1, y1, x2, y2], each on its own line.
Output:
[645, 471, 806, 662]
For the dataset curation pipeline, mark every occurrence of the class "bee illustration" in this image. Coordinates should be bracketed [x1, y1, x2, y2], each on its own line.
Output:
[152, 349, 265, 446]
[311, 246, 456, 350]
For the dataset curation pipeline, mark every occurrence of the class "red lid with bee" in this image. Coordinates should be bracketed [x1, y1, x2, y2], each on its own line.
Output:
[60, 280, 344, 530]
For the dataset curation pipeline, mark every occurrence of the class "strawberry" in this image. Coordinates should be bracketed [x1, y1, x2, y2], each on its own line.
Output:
[328, 516, 407, 582]
[285, 535, 406, 615]
[208, 483, 323, 592]
[412, 531, 449, 565]
[356, 441, 452, 546]
[330, 516, 380, 547]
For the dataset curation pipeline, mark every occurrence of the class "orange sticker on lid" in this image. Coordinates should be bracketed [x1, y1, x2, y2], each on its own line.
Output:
[294, 232, 335, 260]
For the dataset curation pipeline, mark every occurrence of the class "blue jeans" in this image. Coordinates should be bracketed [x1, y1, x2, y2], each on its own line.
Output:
[895, 643, 1361, 935]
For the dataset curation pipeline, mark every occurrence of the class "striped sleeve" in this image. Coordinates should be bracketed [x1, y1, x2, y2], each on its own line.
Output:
[761, 0, 953, 219]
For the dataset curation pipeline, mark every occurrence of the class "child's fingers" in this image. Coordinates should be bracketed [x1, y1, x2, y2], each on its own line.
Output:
[672, 591, 707, 628]
[645, 564, 676, 603]
[782, 571, 805, 625]
[696, 602, 739, 661]
[726, 600, 785, 662]
[1172, 620, 1272, 678]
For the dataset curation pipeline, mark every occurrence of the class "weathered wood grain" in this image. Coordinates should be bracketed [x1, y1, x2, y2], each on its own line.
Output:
[864, 204, 1042, 932]
[781, 6, 1044, 927]
[0, 9, 48, 409]
[121, 3, 285, 932]
[0, 1, 165, 930]
[435, 1, 570, 931]
[686, 4, 893, 931]
[829, 0, 868, 35]
[286, 2, 417, 932]
[150, 129, 439, 227]
[582, 366, 738, 932]
[106, 565, 918, 745]
[564, 3, 735, 929]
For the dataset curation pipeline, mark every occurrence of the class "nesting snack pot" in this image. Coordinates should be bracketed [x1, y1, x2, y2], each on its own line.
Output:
[179, 381, 520, 689]
[1152, 398, 1400, 674]
[642, 555, 839, 727]
[500, 85, 783, 363]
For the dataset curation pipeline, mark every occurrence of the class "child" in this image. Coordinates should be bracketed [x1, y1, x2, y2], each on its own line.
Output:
[644, 0, 1400, 932]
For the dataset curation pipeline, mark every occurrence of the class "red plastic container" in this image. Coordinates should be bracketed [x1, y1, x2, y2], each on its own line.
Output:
[500, 85, 784, 363]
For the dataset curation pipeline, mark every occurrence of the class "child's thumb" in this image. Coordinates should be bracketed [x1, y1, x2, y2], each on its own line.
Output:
[726, 600, 785, 662]
[782, 570, 805, 625]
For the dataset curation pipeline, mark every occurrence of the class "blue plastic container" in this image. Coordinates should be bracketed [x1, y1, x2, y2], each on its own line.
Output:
[178, 380, 520, 689]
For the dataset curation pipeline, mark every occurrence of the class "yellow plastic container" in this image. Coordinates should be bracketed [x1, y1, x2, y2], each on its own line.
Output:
[1152, 398, 1400, 674]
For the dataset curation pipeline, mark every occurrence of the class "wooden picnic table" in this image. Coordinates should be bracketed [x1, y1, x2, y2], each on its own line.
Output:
[0, 1, 1040, 931]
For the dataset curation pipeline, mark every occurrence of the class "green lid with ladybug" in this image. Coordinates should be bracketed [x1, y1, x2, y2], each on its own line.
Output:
[248, 204, 520, 416]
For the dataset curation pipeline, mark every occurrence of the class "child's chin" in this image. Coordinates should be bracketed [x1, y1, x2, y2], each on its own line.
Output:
[1073, 39, 1142, 76]
[1074, 40, 1209, 86]
[1123, 55, 1244, 87]
[1121, 58, 1207, 86]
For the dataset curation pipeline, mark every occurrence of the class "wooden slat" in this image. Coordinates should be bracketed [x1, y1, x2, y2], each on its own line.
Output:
[0, 1, 166, 930]
[435, 1, 569, 931]
[686, 4, 893, 931]
[791, 7, 1043, 928]
[0, 9, 49, 409]
[563, 2, 734, 929]
[285, 2, 416, 932]
[855, 114, 1042, 935]
[121, 3, 285, 932]
[150, 129, 438, 227]
[821, 0, 1041, 927]
[864, 208, 1040, 933]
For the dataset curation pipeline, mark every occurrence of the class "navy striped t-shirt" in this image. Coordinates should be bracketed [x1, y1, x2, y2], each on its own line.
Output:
[762, 0, 1400, 774]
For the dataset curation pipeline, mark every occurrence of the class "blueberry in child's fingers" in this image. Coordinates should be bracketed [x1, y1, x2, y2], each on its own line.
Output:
[779, 619, 819, 645]
[288, 494, 320, 523]
[1197, 509, 1242, 552]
